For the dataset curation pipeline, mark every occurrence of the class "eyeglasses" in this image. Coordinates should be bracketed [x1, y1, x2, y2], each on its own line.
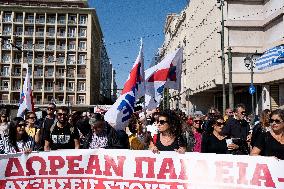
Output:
[158, 120, 168, 125]
[57, 113, 67, 117]
[47, 107, 54, 111]
[269, 119, 283, 124]
[226, 111, 233, 114]
[215, 122, 224, 126]
[194, 120, 203, 124]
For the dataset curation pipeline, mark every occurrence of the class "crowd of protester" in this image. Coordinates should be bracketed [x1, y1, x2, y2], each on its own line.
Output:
[0, 102, 283, 160]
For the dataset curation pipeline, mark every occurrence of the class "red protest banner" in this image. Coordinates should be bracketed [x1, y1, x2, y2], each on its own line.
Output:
[0, 149, 283, 189]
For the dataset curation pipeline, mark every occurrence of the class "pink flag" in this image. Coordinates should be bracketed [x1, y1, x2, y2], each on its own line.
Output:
[17, 64, 34, 117]
[104, 40, 145, 130]
[145, 48, 183, 110]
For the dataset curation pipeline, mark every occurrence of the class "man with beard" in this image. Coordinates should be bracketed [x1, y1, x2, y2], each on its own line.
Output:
[44, 106, 80, 150]
[39, 103, 57, 150]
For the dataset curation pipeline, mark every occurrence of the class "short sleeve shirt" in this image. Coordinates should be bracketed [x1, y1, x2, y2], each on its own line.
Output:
[44, 122, 79, 150]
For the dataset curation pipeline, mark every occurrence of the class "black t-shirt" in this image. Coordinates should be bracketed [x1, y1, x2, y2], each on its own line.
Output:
[44, 122, 79, 150]
[201, 133, 228, 154]
[222, 117, 250, 141]
[254, 131, 284, 160]
[156, 133, 186, 151]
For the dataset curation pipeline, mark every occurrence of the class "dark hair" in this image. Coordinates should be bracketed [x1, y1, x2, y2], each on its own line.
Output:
[158, 109, 182, 136]
[57, 106, 69, 113]
[234, 103, 246, 112]
[270, 109, 284, 121]
[25, 111, 36, 119]
[70, 111, 83, 126]
[89, 113, 104, 125]
[128, 114, 139, 134]
[260, 109, 271, 128]
[8, 117, 29, 150]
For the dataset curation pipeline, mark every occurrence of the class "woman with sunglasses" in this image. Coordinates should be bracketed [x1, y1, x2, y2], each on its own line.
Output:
[25, 112, 41, 145]
[250, 109, 284, 160]
[0, 117, 34, 154]
[149, 110, 186, 154]
[190, 116, 203, 152]
[201, 115, 238, 154]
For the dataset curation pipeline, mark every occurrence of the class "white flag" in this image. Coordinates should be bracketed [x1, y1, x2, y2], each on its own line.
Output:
[104, 40, 145, 130]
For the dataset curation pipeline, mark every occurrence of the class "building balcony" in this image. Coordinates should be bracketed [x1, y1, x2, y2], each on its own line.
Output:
[35, 44, 44, 50]
[67, 60, 75, 65]
[56, 73, 64, 77]
[77, 74, 86, 78]
[12, 72, 21, 76]
[15, 18, 23, 23]
[47, 19, 55, 24]
[24, 31, 34, 36]
[13, 59, 21, 64]
[77, 89, 86, 92]
[79, 21, 86, 25]
[68, 46, 76, 51]
[23, 58, 33, 64]
[34, 87, 43, 92]
[67, 73, 75, 78]
[0, 86, 9, 90]
[78, 33, 86, 37]
[35, 32, 44, 37]
[25, 19, 34, 24]
[2, 44, 11, 50]
[1, 59, 11, 64]
[68, 20, 77, 24]
[11, 86, 20, 91]
[57, 32, 66, 37]
[68, 33, 76, 37]
[46, 45, 55, 51]
[34, 100, 43, 105]
[77, 101, 85, 104]
[56, 86, 64, 91]
[78, 61, 86, 65]
[44, 87, 53, 91]
[66, 87, 74, 91]
[23, 44, 33, 50]
[2, 31, 12, 36]
[2, 18, 12, 22]
[45, 73, 54, 77]
[78, 47, 86, 51]
[0, 100, 10, 104]
[46, 32, 55, 37]
[0, 72, 10, 77]
[36, 19, 45, 24]
[34, 58, 44, 64]
[57, 45, 66, 51]
[58, 20, 66, 24]
[56, 59, 65, 64]
[15, 31, 23, 36]
[34, 72, 43, 77]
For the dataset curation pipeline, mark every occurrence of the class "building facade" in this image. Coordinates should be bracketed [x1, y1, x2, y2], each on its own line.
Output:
[160, 0, 284, 114]
[99, 43, 113, 103]
[0, 0, 103, 108]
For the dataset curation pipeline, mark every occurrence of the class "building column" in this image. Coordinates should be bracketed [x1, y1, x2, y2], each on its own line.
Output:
[261, 85, 270, 110]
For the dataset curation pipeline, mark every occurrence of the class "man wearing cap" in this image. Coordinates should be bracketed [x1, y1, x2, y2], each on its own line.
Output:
[83, 113, 122, 149]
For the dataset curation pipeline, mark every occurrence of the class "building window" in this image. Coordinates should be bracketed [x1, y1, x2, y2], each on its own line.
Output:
[67, 82, 74, 91]
[78, 54, 86, 64]
[79, 28, 86, 37]
[67, 55, 76, 64]
[69, 41, 76, 50]
[3, 13, 12, 22]
[78, 82, 85, 91]
[2, 80, 9, 90]
[78, 95, 85, 104]
[68, 15, 77, 24]
[79, 15, 87, 24]
[79, 41, 86, 50]
[2, 66, 10, 76]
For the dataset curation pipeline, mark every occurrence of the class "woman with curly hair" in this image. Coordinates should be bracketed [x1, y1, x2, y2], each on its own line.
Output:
[149, 110, 186, 154]
[0, 117, 34, 154]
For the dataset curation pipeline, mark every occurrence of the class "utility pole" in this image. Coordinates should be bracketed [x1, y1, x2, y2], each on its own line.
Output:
[218, 0, 226, 114]
[227, 46, 234, 109]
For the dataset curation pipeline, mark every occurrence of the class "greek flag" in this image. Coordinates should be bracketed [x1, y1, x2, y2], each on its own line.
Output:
[256, 45, 284, 71]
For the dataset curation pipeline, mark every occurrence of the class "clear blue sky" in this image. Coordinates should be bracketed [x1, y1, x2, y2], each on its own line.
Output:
[88, 0, 187, 89]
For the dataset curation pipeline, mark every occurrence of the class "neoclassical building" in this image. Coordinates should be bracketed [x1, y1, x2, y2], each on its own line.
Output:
[160, 0, 284, 114]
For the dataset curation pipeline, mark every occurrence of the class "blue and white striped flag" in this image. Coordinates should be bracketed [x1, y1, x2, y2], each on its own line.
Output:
[256, 45, 284, 71]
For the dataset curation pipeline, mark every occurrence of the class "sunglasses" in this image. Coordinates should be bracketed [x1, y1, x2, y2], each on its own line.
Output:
[215, 122, 224, 126]
[57, 113, 67, 117]
[226, 111, 233, 114]
[194, 120, 203, 124]
[29, 116, 36, 119]
[241, 111, 246, 115]
[158, 120, 168, 125]
[269, 119, 283, 124]
[47, 107, 54, 111]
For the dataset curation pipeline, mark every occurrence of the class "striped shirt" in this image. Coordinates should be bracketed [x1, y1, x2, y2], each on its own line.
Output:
[0, 136, 34, 154]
